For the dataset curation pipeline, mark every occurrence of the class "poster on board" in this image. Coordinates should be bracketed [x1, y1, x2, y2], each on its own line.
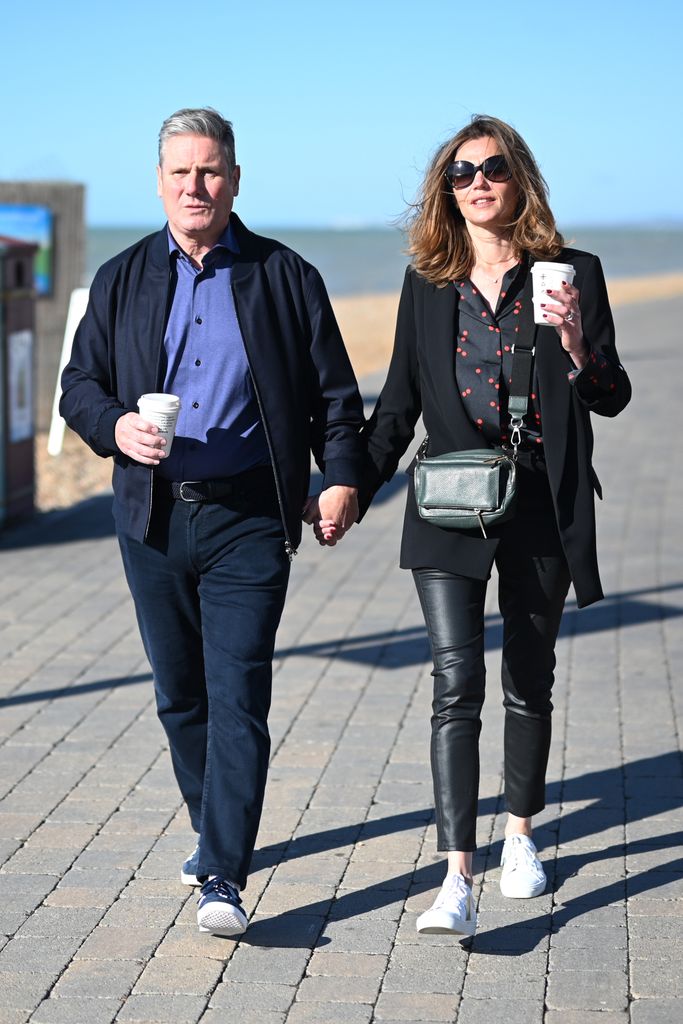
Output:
[9, 330, 33, 442]
[0, 204, 53, 296]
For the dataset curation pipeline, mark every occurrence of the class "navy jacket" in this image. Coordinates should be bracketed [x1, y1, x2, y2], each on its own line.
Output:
[361, 249, 632, 608]
[60, 215, 365, 554]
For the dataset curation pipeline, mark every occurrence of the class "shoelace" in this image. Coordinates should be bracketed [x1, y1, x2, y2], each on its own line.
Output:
[434, 873, 470, 910]
[200, 877, 242, 903]
[505, 836, 542, 875]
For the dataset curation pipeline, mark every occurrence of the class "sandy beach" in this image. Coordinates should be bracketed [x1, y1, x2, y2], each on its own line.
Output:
[35, 270, 683, 511]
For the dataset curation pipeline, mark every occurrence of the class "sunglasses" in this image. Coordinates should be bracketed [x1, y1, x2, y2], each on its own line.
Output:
[444, 155, 512, 190]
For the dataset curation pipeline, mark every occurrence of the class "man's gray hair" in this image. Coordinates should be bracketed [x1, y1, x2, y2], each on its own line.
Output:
[158, 108, 236, 170]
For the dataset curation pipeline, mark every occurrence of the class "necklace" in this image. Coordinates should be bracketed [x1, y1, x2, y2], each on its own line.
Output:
[473, 254, 518, 285]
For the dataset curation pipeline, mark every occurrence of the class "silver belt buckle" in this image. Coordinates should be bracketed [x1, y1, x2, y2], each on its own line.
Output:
[178, 480, 202, 502]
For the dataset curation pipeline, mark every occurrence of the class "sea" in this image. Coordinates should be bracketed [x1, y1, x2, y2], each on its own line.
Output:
[86, 225, 683, 296]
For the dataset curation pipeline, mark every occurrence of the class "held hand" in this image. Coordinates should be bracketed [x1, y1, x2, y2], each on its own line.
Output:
[114, 412, 167, 465]
[540, 281, 589, 370]
[318, 485, 359, 542]
[302, 495, 338, 545]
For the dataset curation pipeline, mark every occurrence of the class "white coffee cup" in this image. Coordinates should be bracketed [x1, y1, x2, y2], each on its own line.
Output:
[530, 262, 576, 325]
[137, 393, 181, 455]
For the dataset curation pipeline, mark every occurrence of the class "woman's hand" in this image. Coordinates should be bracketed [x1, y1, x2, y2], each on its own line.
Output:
[302, 495, 339, 546]
[541, 281, 589, 370]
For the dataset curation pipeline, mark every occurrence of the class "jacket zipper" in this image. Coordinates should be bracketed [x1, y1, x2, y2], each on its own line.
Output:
[144, 265, 175, 541]
[230, 282, 297, 562]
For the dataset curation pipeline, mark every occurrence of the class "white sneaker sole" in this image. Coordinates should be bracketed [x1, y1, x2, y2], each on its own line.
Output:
[181, 869, 200, 886]
[197, 904, 247, 937]
[416, 907, 477, 936]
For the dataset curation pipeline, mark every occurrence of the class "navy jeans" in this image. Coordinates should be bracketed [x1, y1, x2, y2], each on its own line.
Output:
[118, 468, 290, 889]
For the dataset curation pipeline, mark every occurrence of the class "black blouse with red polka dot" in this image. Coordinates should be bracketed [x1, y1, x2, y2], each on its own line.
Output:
[454, 261, 614, 451]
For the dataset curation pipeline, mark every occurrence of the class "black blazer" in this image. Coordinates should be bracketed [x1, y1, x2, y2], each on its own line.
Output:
[361, 249, 631, 608]
[60, 215, 364, 551]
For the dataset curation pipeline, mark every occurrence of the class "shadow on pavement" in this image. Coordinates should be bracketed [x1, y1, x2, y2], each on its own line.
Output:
[275, 582, 683, 668]
[241, 751, 683, 950]
[0, 671, 153, 708]
[0, 493, 115, 549]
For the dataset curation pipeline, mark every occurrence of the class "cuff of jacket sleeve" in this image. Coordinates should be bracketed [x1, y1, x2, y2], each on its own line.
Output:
[321, 458, 362, 491]
[97, 406, 128, 454]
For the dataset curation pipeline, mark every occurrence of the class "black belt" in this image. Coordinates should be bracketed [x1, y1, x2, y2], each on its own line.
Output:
[156, 465, 274, 504]
[169, 480, 237, 502]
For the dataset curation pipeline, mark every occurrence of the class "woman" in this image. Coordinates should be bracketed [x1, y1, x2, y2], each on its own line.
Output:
[353, 115, 630, 937]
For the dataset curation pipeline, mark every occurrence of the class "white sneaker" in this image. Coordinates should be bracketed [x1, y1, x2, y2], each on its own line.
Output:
[416, 872, 477, 936]
[500, 834, 546, 898]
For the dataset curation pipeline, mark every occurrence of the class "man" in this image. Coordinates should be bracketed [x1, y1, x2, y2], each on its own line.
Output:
[60, 108, 363, 937]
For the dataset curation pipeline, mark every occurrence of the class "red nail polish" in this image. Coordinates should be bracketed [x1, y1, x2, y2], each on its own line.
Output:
[543, 313, 549, 319]
[540, 303, 546, 308]
[546, 289, 553, 295]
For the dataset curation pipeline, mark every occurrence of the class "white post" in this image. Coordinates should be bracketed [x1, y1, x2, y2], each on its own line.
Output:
[46, 286, 90, 456]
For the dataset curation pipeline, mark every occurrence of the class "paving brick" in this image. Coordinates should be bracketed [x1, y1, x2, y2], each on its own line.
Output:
[630, 960, 683, 997]
[17, 906, 105, 937]
[223, 945, 311, 986]
[30, 997, 122, 1024]
[548, 925, 630, 946]
[463, 974, 546, 1000]
[208, 980, 295, 1011]
[0, 934, 81, 973]
[153, 924, 231, 960]
[43, 886, 119, 909]
[0, 971, 56, 1011]
[456, 999, 544, 1024]
[549, 935, 628, 971]
[306, 950, 389, 977]
[296, 974, 381, 1003]
[256, 882, 335, 916]
[630, 1000, 683, 1022]
[98, 897, 182, 930]
[132, 954, 223, 995]
[545, 1013, 627, 1023]
[546, 970, 629, 1011]
[285, 1003, 373, 1024]
[201, 1012, 285, 1024]
[52, 956, 143, 999]
[115, 994, 207, 1022]
[75, 925, 162, 961]
[318, 917, 398, 955]
[374, 991, 459, 1020]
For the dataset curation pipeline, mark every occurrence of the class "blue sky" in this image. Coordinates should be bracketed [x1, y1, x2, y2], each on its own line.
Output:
[4, 0, 681, 228]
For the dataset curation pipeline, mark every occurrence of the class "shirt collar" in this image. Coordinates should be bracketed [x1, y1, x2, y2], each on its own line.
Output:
[167, 218, 240, 260]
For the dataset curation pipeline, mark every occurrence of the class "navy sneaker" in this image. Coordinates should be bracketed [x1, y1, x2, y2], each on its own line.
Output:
[181, 843, 201, 886]
[197, 877, 248, 936]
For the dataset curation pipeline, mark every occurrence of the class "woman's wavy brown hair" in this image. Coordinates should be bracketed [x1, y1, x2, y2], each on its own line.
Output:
[407, 115, 564, 286]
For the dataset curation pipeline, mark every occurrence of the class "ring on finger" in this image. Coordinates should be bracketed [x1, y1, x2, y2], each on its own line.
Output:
[564, 310, 576, 324]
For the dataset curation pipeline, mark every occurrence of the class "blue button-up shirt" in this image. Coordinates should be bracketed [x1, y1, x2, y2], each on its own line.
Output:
[156, 222, 269, 481]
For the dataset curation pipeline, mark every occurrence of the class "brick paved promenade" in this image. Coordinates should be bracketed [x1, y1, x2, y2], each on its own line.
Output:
[1, 295, 681, 1023]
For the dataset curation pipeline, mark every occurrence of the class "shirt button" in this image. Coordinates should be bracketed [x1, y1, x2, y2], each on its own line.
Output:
[192, 401, 199, 409]
[195, 359, 201, 366]
[195, 316, 202, 325]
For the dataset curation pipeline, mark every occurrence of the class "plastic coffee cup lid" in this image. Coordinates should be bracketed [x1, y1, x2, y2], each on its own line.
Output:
[531, 262, 575, 275]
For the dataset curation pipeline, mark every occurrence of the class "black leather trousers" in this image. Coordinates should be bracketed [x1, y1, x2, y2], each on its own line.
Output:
[413, 462, 571, 851]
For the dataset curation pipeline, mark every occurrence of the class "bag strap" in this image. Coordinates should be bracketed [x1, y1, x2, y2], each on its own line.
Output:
[507, 262, 537, 454]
